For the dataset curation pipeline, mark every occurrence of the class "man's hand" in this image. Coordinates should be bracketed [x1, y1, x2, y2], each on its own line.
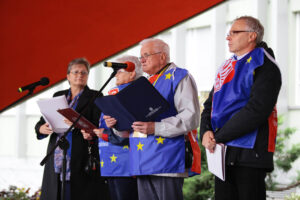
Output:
[132, 121, 155, 134]
[103, 115, 117, 128]
[93, 128, 104, 139]
[39, 123, 53, 135]
[202, 130, 216, 153]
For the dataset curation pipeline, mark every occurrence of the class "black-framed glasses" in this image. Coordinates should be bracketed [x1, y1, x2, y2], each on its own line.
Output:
[227, 30, 254, 37]
[70, 71, 89, 76]
[139, 52, 161, 60]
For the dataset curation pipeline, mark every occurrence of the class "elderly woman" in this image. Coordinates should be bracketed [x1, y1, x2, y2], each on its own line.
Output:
[35, 58, 109, 200]
[82, 55, 143, 200]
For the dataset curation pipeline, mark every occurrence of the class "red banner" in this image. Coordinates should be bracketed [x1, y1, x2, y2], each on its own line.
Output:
[0, 0, 224, 112]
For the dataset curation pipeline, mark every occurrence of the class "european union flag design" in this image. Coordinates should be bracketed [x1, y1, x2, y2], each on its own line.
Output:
[98, 83, 132, 177]
[130, 135, 185, 175]
[99, 134, 131, 176]
[130, 66, 188, 175]
[212, 48, 265, 149]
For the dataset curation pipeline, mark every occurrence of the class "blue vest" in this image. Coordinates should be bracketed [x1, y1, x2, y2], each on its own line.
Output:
[98, 83, 132, 176]
[212, 48, 264, 148]
[129, 66, 188, 175]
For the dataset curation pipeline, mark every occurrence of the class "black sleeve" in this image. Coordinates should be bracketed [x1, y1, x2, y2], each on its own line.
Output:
[75, 88, 102, 130]
[214, 56, 282, 143]
[87, 101, 101, 128]
[35, 116, 47, 139]
[199, 87, 214, 141]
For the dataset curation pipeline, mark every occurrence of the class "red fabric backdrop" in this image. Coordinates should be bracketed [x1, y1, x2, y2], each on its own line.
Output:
[0, 0, 224, 112]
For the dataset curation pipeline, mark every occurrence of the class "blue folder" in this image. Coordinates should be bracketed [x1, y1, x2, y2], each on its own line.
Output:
[94, 76, 170, 131]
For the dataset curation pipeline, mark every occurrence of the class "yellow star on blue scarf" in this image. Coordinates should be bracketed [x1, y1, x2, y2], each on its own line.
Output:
[247, 56, 252, 63]
[165, 73, 172, 80]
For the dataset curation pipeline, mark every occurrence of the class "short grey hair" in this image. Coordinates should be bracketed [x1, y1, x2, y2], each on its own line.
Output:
[67, 57, 90, 74]
[116, 55, 143, 80]
[140, 38, 170, 63]
[234, 16, 264, 44]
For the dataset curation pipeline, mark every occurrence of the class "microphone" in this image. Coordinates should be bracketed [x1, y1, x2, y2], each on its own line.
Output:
[18, 77, 50, 93]
[104, 61, 135, 72]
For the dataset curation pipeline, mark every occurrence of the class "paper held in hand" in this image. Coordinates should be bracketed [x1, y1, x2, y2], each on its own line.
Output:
[205, 143, 227, 181]
[37, 95, 70, 133]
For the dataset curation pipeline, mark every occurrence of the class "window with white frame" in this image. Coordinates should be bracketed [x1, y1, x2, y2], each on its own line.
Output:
[185, 27, 213, 91]
[154, 32, 174, 61]
[296, 12, 300, 105]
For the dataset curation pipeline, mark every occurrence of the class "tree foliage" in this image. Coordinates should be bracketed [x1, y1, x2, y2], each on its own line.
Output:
[183, 143, 215, 200]
[265, 116, 300, 190]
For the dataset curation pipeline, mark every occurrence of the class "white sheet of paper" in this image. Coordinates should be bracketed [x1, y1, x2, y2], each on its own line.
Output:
[37, 95, 70, 133]
[206, 143, 226, 181]
[132, 131, 147, 138]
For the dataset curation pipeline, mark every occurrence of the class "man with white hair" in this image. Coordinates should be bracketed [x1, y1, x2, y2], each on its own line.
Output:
[131, 38, 200, 200]
[104, 39, 200, 199]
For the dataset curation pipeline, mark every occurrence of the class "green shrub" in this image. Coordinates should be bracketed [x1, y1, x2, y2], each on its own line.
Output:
[284, 193, 300, 200]
[266, 116, 300, 190]
[0, 185, 40, 200]
[183, 142, 215, 200]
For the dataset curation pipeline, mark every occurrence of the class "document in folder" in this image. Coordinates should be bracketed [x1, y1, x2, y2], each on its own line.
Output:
[205, 143, 227, 181]
[57, 108, 98, 136]
[37, 95, 70, 133]
[94, 76, 170, 131]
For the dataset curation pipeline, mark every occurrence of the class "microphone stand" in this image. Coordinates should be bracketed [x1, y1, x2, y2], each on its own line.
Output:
[40, 69, 117, 200]
[0, 87, 36, 114]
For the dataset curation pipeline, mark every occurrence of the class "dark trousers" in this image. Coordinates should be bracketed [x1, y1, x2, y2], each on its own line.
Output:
[108, 177, 138, 200]
[137, 176, 184, 200]
[57, 180, 71, 200]
[215, 165, 267, 200]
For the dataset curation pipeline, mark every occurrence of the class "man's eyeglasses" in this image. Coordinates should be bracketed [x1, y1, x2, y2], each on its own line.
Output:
[70, 71, 89, 76]
[227, 30, 254, 37]
[139, 52, 161, 61]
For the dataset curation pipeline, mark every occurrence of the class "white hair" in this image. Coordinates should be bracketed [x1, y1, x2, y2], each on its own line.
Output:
[116, 55, 143, 80]
[140, 38, 170, 63]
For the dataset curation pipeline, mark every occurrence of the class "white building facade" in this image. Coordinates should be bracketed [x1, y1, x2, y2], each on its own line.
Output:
[0, 0, 299, 193]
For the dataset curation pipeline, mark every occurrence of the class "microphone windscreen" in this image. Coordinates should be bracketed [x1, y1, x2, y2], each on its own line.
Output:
[40, 77, 50, 86]
[124, 61, 135, 72]
[104, 62, 112, 67]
